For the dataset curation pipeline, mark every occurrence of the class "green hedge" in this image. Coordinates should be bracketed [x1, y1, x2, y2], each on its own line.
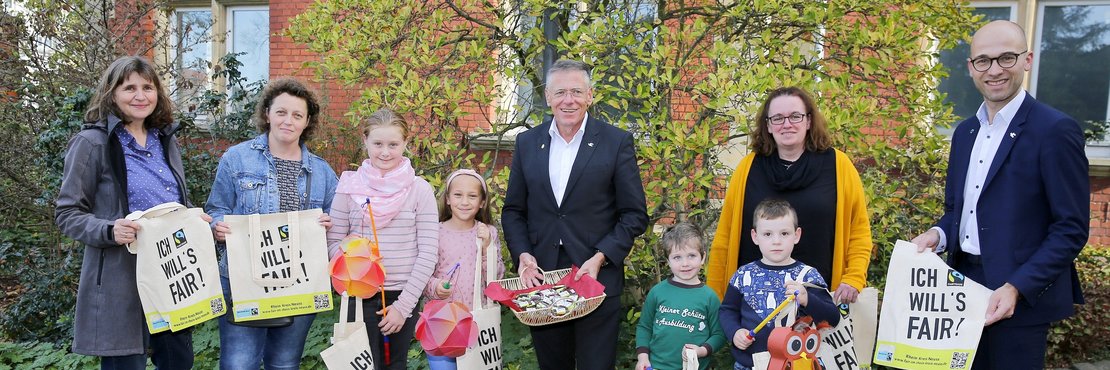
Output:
[1045, 246, 1110, 367]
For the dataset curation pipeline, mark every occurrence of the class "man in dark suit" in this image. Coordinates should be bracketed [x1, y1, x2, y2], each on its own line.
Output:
[912, 20, 1088, 369]
[502, 59, 649, 369]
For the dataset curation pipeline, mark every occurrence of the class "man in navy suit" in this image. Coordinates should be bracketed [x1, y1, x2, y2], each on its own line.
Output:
[502, 59, 649, 369]
[912, 20, 1088, 369]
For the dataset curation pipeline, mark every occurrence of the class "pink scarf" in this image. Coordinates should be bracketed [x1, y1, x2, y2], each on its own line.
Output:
[336, 157, 415, 227]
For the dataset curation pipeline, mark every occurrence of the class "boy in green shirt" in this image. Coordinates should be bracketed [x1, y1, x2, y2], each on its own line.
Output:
[636, 223, 727, 370]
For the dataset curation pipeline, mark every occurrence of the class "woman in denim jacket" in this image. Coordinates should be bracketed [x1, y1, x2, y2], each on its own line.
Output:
[205, 78, 338, 370]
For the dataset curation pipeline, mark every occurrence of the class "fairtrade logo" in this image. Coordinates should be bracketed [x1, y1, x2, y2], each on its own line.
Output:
[947, 269, 965, 287]
[838, 303, 850, 316]
[278, 225, 289, 242]
[173, 229, 187, 246]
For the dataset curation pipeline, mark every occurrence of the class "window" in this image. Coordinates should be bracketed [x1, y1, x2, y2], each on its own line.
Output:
[169, 3, 269, 97]
[171, 7, 213, 107]
[936, 4, 1016, 127]
[227, 6, 270, 86]
[1031, 2, 1110, 134]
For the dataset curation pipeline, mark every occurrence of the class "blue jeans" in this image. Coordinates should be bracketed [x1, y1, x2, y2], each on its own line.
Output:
[426, 354, 456, 370]
[218, 276, 317, 370]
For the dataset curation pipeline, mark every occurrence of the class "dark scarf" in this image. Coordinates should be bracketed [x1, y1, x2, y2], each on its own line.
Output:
[755, 149, 827, 191]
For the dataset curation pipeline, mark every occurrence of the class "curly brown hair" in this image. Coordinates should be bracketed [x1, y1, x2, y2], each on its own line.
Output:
[84, 56, 174, 129]
[254, 78, 322, 143]
[750, 86, 832, 156]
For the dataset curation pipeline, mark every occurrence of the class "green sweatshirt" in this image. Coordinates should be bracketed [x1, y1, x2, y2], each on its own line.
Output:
[635, 279, 727, 370]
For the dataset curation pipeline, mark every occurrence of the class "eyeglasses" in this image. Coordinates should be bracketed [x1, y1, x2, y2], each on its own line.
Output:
[767, 112, 809, 126]
[550, 88, 588, 100]
[968, 51, 1027, 72]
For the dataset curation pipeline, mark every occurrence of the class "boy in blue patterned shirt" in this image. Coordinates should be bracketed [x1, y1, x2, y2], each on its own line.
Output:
[718, 199, 839, 370]
[635, 223, 727, 370]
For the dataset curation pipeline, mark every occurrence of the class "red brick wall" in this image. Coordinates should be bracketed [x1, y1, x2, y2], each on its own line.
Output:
[1089, 176, 1110, 246]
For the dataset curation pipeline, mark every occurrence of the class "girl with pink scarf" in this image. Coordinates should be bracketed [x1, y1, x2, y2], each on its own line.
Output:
[327, 108, 439, 370]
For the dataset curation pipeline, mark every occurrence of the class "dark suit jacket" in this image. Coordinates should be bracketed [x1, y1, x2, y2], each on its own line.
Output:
[502, 116, 649, 297]
[937, 92, 1088, 326]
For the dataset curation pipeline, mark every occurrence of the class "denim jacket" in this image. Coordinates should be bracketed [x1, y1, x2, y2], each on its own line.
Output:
[205, 133, 338, 276]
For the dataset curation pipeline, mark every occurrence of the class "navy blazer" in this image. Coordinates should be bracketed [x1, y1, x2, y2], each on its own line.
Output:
[502, 116, 649, 297]
[936, 92, 1088, 326]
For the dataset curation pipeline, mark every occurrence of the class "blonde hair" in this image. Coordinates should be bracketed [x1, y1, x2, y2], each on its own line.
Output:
[362, 108, 410, 139]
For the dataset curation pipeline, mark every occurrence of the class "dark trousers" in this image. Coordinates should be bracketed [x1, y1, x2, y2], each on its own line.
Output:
[101, 325, 193, 370]
[346, 291, 419, 370]
[530, 293, 622, 370]
[955, 253, 1050, 370]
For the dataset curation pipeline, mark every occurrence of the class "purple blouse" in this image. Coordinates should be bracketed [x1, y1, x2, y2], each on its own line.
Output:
[115, 126, 180, 212]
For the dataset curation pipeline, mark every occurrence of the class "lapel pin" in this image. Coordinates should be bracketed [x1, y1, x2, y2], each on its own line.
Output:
[1009, 132, 1016, 139]
[540, 144, 546, 149]
[588, 142, 594, 147]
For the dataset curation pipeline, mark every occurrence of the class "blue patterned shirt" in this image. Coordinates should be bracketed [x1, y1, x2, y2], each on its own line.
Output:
[115, 126, 180, 212]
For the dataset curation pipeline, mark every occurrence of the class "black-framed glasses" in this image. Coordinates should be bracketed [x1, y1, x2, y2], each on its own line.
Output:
[767, 112, 809, 125]
[968, 50, 1027, 72]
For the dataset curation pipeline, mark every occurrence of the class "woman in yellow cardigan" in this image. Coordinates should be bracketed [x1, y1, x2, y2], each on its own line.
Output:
[706, 86, 873, 303]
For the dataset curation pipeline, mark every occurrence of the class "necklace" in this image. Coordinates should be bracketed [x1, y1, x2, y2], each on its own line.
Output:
[780, 158, 795, 170]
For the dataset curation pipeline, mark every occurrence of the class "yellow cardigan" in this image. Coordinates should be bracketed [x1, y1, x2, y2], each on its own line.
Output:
[706, 149, 873, 298]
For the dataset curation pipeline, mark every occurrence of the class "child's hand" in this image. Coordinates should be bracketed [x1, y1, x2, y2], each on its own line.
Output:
[317, 213, 333, 231]
[733, 329, 754, 350]
[784, 281, 808, 306]
[377, 306, 405, 335]
[635, 353, 651, 370]
[477, 222, 491, 248]
[434, 282, 452, 300]
[683, 343, 708, 359]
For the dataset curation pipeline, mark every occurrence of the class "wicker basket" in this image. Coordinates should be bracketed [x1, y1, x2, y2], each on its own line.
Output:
[492, 268, 606, 326]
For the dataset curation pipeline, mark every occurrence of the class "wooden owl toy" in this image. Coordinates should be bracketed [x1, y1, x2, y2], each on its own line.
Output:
[767, 316, 823, 370]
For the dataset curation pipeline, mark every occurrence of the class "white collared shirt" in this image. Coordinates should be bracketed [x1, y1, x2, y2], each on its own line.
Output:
[548, 113, 588, 207]
[936, 91, 1027, 254]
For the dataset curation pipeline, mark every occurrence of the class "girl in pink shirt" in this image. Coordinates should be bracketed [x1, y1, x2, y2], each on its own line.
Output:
[424, 169, 504, 370]
[327, 108, 439, 370]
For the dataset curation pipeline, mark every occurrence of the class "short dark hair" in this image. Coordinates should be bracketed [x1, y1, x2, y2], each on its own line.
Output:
[84, 56, 174, 129]
[254, 78, 322, 143]
[660, 222, 705, 256]
[752, 198, 799, 229]
[750, 86, 833, 156]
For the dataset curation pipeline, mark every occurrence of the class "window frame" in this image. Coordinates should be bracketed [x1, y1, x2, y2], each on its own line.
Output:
[225, 4, 271, 86]
[1029, 0, 1110, 125]
[168, 6, 214, 103]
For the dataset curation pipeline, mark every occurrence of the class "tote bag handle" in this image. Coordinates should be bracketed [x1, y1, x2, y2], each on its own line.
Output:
[471, 223, 497, 310]
[248, 212, 304, 287]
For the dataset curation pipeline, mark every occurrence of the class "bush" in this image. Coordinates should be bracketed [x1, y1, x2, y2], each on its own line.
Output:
[1045, 246, 1110, 367]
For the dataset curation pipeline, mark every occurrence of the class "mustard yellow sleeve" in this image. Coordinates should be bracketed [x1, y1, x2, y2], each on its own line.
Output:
[837, 151, 873, 290]
[707, 154, 755, 299]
